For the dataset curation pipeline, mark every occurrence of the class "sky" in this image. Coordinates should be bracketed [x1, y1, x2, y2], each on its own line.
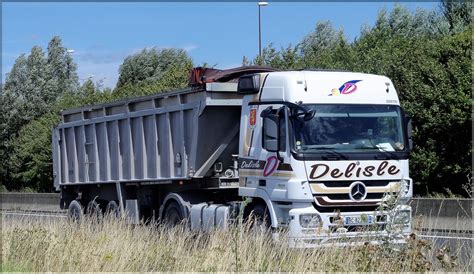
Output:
[2, 1, 440, 88]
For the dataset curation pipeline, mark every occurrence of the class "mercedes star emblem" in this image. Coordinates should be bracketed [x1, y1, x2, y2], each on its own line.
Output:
[349, 181, 367, 201]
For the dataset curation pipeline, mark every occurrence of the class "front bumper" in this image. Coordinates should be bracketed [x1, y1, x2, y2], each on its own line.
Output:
[287, 205, 412, 248]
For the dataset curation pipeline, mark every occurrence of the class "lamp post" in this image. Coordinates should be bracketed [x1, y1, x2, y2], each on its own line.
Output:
[258, 2, 269, 58]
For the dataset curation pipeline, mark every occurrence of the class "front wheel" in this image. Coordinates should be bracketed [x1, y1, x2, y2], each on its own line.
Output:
[248, 204, 271, 231]
[163, 201, 183, 227]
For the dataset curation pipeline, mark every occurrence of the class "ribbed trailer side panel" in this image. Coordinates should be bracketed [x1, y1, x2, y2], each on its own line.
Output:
[53, 87, 242, 189]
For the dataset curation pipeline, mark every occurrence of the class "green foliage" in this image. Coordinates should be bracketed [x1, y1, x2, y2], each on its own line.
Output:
[115, 47, 193, 97]
[114, 61, 192, 99]
[253, 43, 301, 70]
[45, 36, 79, 97]
[441, 0, 472, 33]
[0, 36, 79, 191]
[0, 184, 8, 193]
[9, 111, 59, 191]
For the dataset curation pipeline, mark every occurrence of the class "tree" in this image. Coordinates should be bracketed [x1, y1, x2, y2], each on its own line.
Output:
[243, 43, 301, 70]
[0, 36, 80, 191]
[298, 21, 353, 70]
[45, 36, 79, 101]
[25, 46, 49, 118]
[1, 55, 30, 189]
[441, 0, 472, 33]
[9, 111, 61, 191]
[115, 48, 193, 96]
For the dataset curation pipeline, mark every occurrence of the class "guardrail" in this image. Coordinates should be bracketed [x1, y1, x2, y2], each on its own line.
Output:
[410, 198, 472, 233]
[0, 192, 62, 212]
[410, 198, 472, 218]
[1, 193, 472, 231]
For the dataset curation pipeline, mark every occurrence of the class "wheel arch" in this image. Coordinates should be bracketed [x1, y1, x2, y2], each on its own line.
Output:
[243, 189, 278, 228]
[159, 192, 192, 220]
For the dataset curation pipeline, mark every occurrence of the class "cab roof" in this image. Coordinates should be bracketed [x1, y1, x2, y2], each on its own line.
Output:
[260, 71, 400, 106]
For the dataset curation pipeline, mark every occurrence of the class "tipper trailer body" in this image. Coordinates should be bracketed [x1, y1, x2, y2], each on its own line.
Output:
[53, 67, 413, 247]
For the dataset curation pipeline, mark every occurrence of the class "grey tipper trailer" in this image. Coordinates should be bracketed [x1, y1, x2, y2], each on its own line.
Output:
[53, 82, 244, 222]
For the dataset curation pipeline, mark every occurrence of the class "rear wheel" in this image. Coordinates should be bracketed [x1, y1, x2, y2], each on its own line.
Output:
[67, 200, 83, 222]
[105, 200, 121, 218]
[86, 199, 102, 219]
[163, 201, 183, 226]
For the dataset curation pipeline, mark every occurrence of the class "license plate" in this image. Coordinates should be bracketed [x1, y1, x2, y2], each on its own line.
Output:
[344, 215, 374, 226]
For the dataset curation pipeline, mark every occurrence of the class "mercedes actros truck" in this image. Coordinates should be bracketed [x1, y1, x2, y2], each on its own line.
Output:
[53, 66, 413, 247]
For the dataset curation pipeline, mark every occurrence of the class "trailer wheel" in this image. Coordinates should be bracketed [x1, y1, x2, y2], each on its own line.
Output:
[105, 200, 120, 218]
[163, 201, 183, 226]
[86, 199, 102, 219]
[67, 200, 83, 222]
[248, 204, 271, 231]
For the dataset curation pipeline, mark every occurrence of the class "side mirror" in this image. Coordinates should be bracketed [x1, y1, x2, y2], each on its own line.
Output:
[261, 107, 280, 152]
[406, 115, 413, 151]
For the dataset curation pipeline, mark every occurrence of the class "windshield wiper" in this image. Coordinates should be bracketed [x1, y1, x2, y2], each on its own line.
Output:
[300, 146, 348, 160]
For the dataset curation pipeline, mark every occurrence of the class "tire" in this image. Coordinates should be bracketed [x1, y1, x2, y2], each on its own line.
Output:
[163, 201, 183, 227]
[248, 203, 271, 231]
[67, 200, 83, 222]
[86, 199, 102, 219]
[105, 200, 121, 218]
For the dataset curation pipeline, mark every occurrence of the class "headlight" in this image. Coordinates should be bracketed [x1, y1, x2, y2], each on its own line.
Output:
[398, 179, 412, 204]
[299, 214, 322, 228]
[393, 210, 411, 224]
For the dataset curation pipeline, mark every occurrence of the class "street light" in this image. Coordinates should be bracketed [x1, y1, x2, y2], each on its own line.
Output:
[258, 2, 269, 58]
[66, 49, 75, 54]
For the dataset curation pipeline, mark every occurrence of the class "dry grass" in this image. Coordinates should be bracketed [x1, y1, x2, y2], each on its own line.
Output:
[1, 214, 469, 272]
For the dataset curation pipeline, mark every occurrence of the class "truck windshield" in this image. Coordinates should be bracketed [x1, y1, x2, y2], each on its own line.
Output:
[292, 104, 406, 153]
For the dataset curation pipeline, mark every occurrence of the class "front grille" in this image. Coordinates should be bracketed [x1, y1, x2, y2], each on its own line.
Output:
[313, 203, 379, 213]
[310, 180, 400, 213]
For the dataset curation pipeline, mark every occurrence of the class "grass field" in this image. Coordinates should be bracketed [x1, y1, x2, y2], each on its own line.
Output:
[1, 215, 468, 272]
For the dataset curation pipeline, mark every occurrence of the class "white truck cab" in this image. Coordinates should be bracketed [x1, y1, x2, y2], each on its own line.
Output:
[237, 71, 413, 247]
